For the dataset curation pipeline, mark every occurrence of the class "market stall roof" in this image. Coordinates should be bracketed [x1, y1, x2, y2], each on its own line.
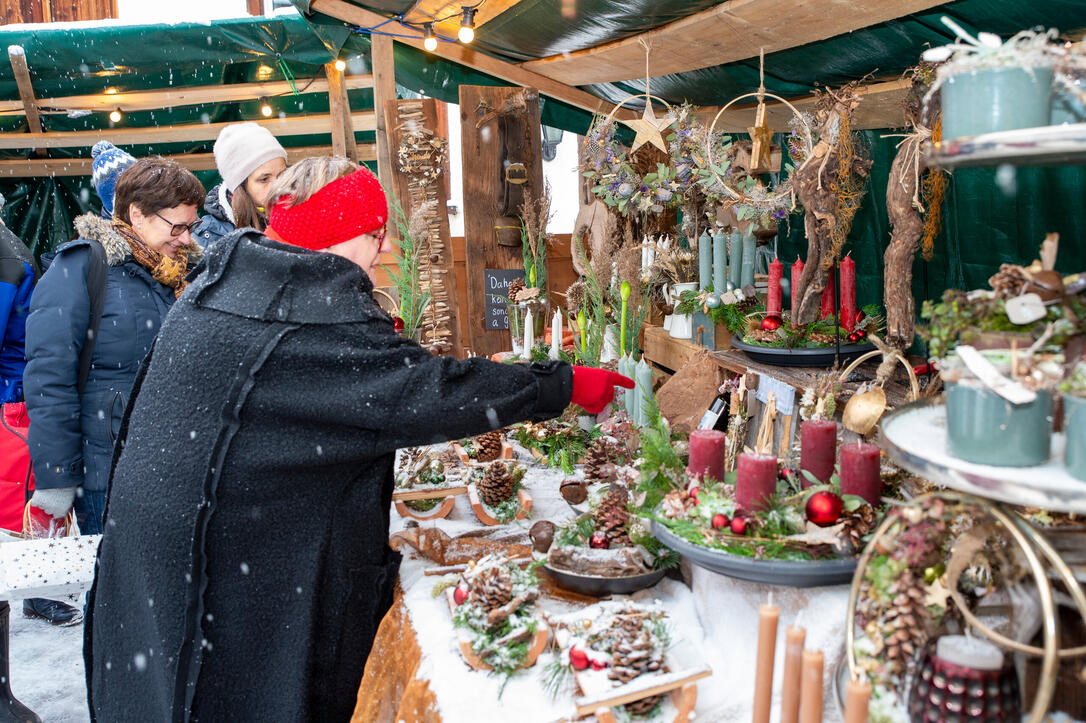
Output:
[296, 0, 1086, 131]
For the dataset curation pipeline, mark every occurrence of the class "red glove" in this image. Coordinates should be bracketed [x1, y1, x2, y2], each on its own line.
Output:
[570, 366, 636, 414]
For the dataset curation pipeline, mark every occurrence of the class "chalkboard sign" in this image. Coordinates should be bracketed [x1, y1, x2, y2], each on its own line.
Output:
[484, 268, 526, 330]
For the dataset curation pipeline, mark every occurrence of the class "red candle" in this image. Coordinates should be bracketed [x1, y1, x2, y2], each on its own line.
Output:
[736, 453, 778, 513]
[820, 271, 835, 321]
[791, 257, 804, 313]
[688, 429, 726, 482]
[840, 442, 882, 506]
[800, 419, 837, 485]
[767, 257, 783, 319]
[840, 254, 856, 332]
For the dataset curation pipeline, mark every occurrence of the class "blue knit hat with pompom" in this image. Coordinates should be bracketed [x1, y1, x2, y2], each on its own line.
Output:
[91, 140, 137, 218]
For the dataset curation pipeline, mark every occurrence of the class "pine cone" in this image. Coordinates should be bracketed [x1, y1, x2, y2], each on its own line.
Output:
[468, 566, 513, 612]
[807, 332, 837, 346]
[583, 437, 621, 483]
[507, 277, 526, 303]
[478, 461, 514, 506]
[608, 618, 667, 714]
[746, 328, 780, 343]
[840, 505, 878, 550]
[989, 264, 1028, 299]
[473, 430, 504, 462]
[593, 485, 631, 547]
[875, 570, 929, 684]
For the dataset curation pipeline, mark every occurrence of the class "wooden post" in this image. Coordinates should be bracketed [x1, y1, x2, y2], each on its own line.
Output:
[324, 62, 348, 158]
[370, 33, 396, 186]
[339, 73, 359, 163]
[8, 47, 42, 135]
[459, 85, 544, 357]
[246, 0, 263, 15]
[384, 97, 460, 355]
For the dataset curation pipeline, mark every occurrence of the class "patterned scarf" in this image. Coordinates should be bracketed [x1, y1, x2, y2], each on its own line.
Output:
[112, 219, 189, 298]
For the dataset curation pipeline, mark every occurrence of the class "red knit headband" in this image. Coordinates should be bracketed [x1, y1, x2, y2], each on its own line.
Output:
[267, 167, 388, 250]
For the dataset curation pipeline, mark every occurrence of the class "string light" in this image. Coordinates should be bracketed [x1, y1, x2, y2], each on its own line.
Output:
[109, 108, 121, 123]
[259, 97, 273, 117]
[457, 6, 476, 44]
[334, 57, 346, 72]
[423, 23, 437, 52]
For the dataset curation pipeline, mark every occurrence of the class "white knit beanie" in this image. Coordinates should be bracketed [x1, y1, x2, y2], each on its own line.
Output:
[213, 122, 288, 192]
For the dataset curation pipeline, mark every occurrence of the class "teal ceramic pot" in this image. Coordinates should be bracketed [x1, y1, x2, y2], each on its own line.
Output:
[1064, 395, 1086, 481]
[945, 382, 1052, 466]
[942, 67, 1054, 140]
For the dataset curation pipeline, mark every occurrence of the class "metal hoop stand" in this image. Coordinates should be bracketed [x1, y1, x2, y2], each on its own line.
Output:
[846, 489, 1086, 723]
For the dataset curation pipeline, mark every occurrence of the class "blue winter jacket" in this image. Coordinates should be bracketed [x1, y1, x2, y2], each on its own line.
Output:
[24, 213, 202, 492]
[192, 184, 236, 250]
[0, 224, 36, 403]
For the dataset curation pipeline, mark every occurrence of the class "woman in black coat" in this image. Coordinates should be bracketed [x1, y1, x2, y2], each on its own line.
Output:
[86, 158, 631, 722]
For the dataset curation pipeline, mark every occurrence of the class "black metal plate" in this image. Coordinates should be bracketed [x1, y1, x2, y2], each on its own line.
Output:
[540, 564, 667, 597]
[731, 337, 876, 368]
[651, 521, 857, 587]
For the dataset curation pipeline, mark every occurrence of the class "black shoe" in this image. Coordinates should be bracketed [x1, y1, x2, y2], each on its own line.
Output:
[22, 597, 82, 626]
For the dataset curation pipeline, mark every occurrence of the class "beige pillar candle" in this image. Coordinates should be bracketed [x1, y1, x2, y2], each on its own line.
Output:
[780, 625, 807, 723]
[844, 676, 871, 723]
[799, 649, 824, 723]
[752, 598, 780, 723]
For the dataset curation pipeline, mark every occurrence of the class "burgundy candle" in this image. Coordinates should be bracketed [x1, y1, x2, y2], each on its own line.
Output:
[840, 254, 857, 332]
[840, 442, 882, 506]
[820, 271, 835, 321]
[767, 258, 783, 318]
[688, 429, 726, 482]
[800, 419, 837, 485]
[791, 257, 804, 312]
[736, 453, 778, 513]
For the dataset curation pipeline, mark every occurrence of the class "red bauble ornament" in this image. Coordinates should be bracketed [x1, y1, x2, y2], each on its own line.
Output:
[854, 329, 867, 340]
[712, 513, 729, 530]
[761, 316, 781, 331]
[453, 584, 469, 605]
[393, 316, 405, 332]
[688, 486, 700, 498]
[848, 332, 859, 343]
[590, 658, 608, 671]
[569, 647, 589, 671]
[730, 517, 748, 535]
[589, 532, 610, 549]
[805, 490, 844, 527]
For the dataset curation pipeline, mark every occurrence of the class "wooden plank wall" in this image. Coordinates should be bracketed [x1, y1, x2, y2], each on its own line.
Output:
[374, 232, 578, 356]
[1, 0, 118, 22]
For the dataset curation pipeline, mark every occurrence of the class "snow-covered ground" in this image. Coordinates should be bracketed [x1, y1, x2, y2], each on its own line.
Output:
[8, 603, 89, 722]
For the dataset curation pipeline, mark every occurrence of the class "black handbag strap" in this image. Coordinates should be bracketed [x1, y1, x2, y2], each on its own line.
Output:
[77, 240, 108, 399]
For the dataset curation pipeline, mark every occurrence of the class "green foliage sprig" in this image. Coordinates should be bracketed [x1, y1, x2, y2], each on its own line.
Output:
[385, 196, 432, 337]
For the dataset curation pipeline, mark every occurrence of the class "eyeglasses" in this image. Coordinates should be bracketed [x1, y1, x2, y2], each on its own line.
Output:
[154, 212, 198, 238]
[370, 226, 387, 244]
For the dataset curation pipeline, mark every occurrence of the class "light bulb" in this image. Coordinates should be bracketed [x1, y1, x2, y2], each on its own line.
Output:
[334, 58, 346, 72]
[260, 97, 272, 117]
[458, 6, 476, 43]
[109, 108, 121, 123]
[423, 23, 437, 52]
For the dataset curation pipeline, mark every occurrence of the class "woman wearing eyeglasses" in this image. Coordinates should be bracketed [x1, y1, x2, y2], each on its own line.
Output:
[23, 157, 204, 569]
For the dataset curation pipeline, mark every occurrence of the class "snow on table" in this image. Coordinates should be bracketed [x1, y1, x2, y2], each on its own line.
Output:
[391, 442, 850, 722]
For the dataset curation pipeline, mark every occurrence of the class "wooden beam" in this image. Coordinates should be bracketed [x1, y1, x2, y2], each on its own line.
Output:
[0, 76, 375, 115]
[0, 111, 376, 149]
[520, 0, 947, 85]
[308, 0, 633, 121]
[371, 32, 396, 186]
[696, 77, 911, 132]
[325, 62, 348, 158]
[0, 144, 378, 177]
[406, 0, 526, 38]
[339, 69, 359, 162]
[246, 0, 263, 15]
[7, 46, 42, 133]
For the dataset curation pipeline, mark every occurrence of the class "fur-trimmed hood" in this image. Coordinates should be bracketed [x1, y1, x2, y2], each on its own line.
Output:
[73, 212, 204, 267]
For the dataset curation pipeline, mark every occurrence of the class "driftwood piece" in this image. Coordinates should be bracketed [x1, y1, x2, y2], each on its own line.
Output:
[547, 546, 650, 577]
[389, 526, 533, 565]
[884, 138, 925, 349]
[487, 589, 540, 627]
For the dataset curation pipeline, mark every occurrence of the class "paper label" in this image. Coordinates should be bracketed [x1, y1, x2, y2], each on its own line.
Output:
[755, 374, 795, 416]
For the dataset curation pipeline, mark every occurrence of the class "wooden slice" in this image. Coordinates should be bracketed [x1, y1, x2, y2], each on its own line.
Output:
[467, 485, 533, 526]
[451, 440, 515, 467]
[393, 495, 457, 521]
[444, 588, 549, 671]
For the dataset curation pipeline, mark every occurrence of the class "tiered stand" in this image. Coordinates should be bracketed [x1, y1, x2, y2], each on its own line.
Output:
[847, 399, 1086, 722]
